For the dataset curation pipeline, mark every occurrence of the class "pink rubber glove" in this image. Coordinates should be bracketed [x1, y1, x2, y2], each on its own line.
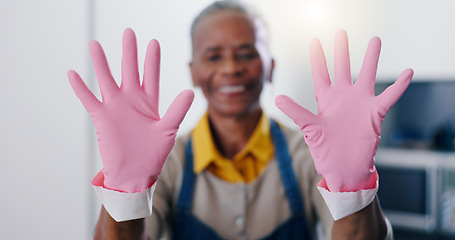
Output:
[276, 30, 413, 192]
[68, 28, 194, 193]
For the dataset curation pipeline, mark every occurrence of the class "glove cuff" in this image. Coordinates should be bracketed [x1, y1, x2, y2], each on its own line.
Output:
[317, 171, 379, 220]
[92, 171, 156, 222]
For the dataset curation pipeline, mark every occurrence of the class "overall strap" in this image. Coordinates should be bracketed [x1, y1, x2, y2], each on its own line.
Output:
[173, 138, 226, 240]
[270, 120, 304, 214]
[258, 120, 313, 240]
[176, 138, 196, 212]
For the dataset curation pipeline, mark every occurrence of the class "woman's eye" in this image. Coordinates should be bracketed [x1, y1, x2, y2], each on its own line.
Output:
[208, 55, 221, 61]
[238, 52, 257, 60]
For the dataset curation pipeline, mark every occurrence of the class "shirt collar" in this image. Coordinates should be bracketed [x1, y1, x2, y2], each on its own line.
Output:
[192, 112, 273, 173]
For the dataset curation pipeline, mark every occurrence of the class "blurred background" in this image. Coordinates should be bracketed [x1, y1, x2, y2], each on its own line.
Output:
[1, 0, 454, 239]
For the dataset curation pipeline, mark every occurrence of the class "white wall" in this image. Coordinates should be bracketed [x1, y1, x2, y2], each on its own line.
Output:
[0, 0, 93, 239]
[1, 1, 454, 239]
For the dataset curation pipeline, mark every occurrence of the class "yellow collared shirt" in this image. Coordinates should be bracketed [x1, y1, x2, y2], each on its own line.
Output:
[192, 113, 274, 183]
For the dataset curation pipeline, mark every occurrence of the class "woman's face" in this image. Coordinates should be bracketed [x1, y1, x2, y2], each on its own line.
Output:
[190, 10, 273, 118]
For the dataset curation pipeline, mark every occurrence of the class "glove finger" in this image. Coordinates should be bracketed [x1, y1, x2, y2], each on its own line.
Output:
[121, 28, 140, 91]
[357, 36, 381, 94]
[310, 38, 331, 99]
[275, 95, 319, 132]
[160, 90, 195, 131]
[142, 39, 161, 119]
[89, 40, 119, 100]
[67, 70, 101, 113]
[334, 29, 352, 87]
[376, 68, 414, 116]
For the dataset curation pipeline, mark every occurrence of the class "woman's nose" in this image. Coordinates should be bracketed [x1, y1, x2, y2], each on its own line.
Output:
[220, 58, 244, 77]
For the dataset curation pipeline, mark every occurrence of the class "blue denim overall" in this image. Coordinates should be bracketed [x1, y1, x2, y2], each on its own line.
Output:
[172, 121, 313, 240]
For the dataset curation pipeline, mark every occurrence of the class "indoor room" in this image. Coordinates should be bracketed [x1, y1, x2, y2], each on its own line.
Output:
[1, 0, 454, 239]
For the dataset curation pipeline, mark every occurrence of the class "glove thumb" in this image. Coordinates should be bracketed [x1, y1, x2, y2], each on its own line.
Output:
[160, 89, 195, 130]
[275, 95, 321, 144]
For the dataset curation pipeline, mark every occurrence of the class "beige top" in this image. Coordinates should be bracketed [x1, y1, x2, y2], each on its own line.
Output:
[146, 124, 334, 240]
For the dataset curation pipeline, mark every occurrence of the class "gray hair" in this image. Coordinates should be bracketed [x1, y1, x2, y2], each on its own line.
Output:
[190, 0, 270, 48]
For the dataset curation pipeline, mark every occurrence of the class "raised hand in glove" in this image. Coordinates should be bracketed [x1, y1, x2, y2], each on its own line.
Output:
[276, 30, 413, 192]
[68, 28, 194, 193]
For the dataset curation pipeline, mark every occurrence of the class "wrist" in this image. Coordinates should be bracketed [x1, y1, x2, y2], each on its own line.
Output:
[93, 170, 157, 193]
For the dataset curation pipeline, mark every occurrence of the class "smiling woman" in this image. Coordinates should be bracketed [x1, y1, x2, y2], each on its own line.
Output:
[189, 8, 271, 124]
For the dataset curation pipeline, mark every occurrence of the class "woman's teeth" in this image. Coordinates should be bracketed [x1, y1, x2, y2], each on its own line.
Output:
[218, 85, 246, 93]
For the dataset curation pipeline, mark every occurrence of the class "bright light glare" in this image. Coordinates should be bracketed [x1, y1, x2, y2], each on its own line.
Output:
[305, 1, 328, 22]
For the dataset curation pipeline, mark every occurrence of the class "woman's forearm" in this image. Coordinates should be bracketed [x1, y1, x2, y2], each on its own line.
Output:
[332, 196, 387, 240]
[94, 206, 148, 240]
